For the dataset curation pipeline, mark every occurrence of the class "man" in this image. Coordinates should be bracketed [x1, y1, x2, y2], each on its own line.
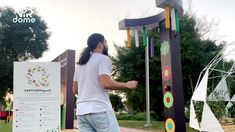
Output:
[73, 33, 138, 132]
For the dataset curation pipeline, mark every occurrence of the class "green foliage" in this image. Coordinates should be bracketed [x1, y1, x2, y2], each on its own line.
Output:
[116, 113, 134, 120]
[184, 101, 191, 122]
[116, 112, 158, 121]
[180, 14, 225, 104]
[150, 111, 159, 121]
[109, 94, 124, 112]
[208, 101, 226, 120]
[194, 100, 226, 122]
[112, 29, 163, 118]
[134, 112, 146, 121]
[207, 60, 235, 96]
[194, 101, 204, 122]
[0, 7, 50, 100]
[112, 13, 229, 120]
[228, 105, 235, 118]
[193, 92, 226, 123]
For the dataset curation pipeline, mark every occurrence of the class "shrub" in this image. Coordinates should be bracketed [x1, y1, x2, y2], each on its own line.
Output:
[134, 112, 146, 120]
[116, 112, 159, 121]
[150, 111, 159, 121]
[228, 105, 235, 118]
[116, 113, 134, 120]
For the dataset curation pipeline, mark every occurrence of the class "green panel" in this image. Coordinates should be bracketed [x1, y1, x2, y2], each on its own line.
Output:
[61, 104, 66, 129]
[175, 9, 180, 33]
[142, 27, 147, 47]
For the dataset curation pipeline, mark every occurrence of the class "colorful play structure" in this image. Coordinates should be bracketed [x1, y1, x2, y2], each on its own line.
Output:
[118, 0, 186, 131]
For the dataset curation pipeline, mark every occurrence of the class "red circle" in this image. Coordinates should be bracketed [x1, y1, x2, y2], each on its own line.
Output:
[166, 97, 170, 103]
[164, 85, 170, 91]
[164, 85, 168, 91]
[162, 66, 172, 81]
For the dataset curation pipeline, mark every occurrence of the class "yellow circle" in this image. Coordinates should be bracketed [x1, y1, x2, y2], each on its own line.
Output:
[164, 70, 169, 76]
[165, 118, 175, 132]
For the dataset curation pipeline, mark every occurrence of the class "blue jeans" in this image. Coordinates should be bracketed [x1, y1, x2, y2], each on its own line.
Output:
[77, 110, 120, 132]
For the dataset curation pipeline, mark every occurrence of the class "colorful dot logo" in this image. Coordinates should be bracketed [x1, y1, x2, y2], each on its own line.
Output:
[161, 40, 170, 56]
[26, 65, 49, 88]
[165, 118, 175, 132]
[162, 66, 172, 81]
[163, 91, 174, 109]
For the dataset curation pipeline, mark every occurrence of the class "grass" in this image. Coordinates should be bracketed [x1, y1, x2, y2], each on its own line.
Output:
[118, 120, 199, 132]
[0, 120, 12, 132]
[0, 119, 199, 132]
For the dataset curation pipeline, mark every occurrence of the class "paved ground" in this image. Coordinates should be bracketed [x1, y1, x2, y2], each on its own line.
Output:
[61, 127, 155, 132]
[120, 127, 155, 132]
[64, 119, 156, 132]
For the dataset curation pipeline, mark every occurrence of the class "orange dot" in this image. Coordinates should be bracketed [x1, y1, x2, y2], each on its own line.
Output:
[166, 97, 170, 103]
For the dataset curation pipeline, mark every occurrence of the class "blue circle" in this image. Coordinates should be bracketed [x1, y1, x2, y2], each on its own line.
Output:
[168, 123, 172, 130]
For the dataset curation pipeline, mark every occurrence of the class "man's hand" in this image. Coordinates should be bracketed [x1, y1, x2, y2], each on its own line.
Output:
[126, 81, 138, 89]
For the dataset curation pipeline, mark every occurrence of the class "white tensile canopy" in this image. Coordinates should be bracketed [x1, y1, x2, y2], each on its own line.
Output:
[189, 42, 235, 132]
[207, 78, 230, 101]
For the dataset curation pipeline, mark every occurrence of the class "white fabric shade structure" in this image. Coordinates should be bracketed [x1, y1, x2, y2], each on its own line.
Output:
[200, 102, 224, 132]
[226, 101, 233, 110]
[191, 69, 209, 102]
[207, 78, 230, 101]
[189, 42, 235, 132]
[190, 73, 226, 132]
[189, 100, 200, 130]
[231, 94, 235, 102]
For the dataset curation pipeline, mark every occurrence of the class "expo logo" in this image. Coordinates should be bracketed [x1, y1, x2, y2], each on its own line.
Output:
[13, 8, 36, 23]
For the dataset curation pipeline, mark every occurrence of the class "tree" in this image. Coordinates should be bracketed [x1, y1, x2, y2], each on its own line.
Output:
[109, 94, 124, 112]
[0, 7, 50, 100]
[180, 14, 226, 102]
[111, 13, 232, 120]
[112, 29, 163, 118]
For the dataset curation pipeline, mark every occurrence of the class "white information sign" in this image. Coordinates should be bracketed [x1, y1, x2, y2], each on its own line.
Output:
[13, 62, 60, 132]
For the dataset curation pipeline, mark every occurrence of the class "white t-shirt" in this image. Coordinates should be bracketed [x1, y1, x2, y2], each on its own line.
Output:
[73, 53, 113, 115]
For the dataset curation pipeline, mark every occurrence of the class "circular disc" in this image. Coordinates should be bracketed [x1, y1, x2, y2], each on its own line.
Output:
[165, 118, 175, 132]
[162, 66, 172, 81]
[163, 92, 174, 109]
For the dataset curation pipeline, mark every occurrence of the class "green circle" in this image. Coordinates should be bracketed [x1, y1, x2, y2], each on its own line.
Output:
[161, 40, 170, 56]
[163, 92, 174, 108]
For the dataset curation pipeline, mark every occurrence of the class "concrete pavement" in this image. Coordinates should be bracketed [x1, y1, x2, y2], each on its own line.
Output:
[61, 127, 156, 132]
[61, 119, 156, 132]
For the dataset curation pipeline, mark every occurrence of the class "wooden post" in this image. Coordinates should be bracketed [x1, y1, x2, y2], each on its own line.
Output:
[159, 20, 186, 132]
[52, 50, 75, 129]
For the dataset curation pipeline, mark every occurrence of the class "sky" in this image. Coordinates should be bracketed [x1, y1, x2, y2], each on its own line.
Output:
[0, 0, 235, 61]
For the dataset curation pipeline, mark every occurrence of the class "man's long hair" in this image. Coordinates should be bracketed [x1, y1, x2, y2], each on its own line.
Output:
[77, 33, 105, 65]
